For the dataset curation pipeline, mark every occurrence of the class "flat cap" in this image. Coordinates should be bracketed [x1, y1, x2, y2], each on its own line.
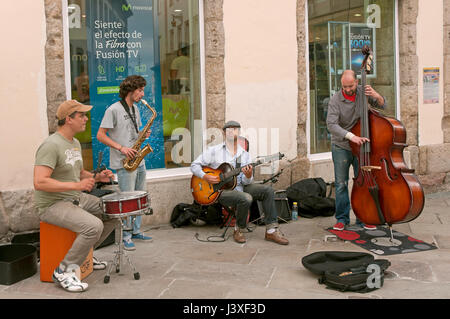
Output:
[222, 120, 241, 130]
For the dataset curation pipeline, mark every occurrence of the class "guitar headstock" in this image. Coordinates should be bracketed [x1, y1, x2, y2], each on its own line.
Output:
[254, 152, 284, 165]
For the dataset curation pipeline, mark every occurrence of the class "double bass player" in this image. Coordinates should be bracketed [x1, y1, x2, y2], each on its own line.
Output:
[326, 69, 386, 231]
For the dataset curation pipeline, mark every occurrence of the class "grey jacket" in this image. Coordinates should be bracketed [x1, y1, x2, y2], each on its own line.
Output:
[326, 85, 386, 151]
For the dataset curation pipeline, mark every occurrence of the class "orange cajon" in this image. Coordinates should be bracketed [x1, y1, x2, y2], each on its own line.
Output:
[40, 221, 93, 282]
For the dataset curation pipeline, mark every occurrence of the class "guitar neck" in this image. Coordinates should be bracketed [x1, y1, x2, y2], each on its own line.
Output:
[223, 162, 256, 179]
[221, 153, 282, 180]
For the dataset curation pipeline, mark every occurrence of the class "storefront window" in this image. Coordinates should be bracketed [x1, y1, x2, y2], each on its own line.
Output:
[66, 0, 202, 171]
[308, 0, 397, 154]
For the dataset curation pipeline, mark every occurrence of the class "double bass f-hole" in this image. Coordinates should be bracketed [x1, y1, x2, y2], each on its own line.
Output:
[380, 158, 398, 181]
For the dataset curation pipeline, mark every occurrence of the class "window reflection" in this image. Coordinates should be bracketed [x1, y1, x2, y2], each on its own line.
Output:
[308, 0, 396, 155]
[67, 0, 202, 170]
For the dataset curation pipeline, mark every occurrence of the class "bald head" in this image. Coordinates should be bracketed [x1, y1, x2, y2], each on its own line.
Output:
[341, 70, 358, 96]
[341, 70, 357, 81]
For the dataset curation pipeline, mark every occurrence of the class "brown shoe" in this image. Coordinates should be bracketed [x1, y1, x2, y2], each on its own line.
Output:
[233, 229, 246, 244]
[265, 229, 289, 245]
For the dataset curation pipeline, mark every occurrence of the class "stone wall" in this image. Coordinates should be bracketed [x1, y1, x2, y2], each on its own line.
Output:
[415, 0, 450, 194]
[443, 0, 450, 141]
[398, 0, 421, 186]
[45, 0, 66, 135]
[399, 0, 419, 147]
[204, 0, 226, 132]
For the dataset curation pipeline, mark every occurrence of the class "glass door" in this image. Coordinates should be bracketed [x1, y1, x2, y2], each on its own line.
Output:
[328, 21, 350, 97]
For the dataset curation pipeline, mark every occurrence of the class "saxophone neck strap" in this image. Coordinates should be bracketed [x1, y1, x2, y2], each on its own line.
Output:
[120, 99, 139, 134]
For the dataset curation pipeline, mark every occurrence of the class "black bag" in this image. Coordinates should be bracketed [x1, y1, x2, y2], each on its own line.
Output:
[197, 203, 223, 226]
[170, 203, 223, 228]
[286, 178, 335, 218]
[170, 203, 199, 228]
[302, 251, 391, 293]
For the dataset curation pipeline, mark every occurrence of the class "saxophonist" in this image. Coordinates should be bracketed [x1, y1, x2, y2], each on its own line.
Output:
[97, 75, 153, 251]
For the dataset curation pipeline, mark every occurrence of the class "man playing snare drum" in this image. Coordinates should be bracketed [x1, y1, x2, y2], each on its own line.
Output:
[33, 100, 118, 292]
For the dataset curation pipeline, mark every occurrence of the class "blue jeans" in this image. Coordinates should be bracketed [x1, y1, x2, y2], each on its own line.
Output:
[331, 144, 362, 225]
[116, 165, 147, 240]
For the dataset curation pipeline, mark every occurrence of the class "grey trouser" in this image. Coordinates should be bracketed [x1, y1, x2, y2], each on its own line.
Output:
[39, 192, 118, 269]
[218, 183, 278, 230]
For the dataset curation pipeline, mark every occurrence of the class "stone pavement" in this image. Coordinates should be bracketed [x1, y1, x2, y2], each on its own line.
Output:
[1, 191, 450, 302]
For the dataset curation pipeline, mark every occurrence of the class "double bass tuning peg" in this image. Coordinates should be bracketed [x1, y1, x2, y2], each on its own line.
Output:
[361, 44, 371, 56]
[361, 45, 373, 73]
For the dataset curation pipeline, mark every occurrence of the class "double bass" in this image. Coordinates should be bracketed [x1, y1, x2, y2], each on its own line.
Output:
[349, 45, 425, 235]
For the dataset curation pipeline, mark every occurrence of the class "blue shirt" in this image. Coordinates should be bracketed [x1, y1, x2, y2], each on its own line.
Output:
[190, 143, 254, 192]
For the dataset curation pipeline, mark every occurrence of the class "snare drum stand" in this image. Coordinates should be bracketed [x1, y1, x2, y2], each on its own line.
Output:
[103, 212, 142, 284]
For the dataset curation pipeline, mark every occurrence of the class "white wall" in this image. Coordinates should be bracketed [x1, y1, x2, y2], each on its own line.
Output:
[0, 1, 48, 191]
[223, 0, 298, 163]
[417, 0, 444, 145]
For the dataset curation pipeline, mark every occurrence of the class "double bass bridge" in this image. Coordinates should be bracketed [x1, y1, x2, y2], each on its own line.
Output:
[360, 165, 381, 172]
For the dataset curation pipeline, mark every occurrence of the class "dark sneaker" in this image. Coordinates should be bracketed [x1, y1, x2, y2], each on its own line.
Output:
[265, 229, 289, 245]
[333, 222, 345, 231]
[233, 229, 246, 244]
[52, 266, 88, 292]
[132, 233, 153, 241]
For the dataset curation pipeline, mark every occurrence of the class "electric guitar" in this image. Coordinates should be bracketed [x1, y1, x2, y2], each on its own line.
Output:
[190, 152, 284, 205]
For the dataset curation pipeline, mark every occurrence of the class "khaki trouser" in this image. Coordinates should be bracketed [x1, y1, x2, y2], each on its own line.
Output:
[39, 192, 118, 269]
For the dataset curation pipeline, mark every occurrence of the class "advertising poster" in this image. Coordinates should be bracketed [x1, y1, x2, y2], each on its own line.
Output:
[86, 0, 164, 170]
[349, 23, 376, 78]
[423, 67, 440, 104]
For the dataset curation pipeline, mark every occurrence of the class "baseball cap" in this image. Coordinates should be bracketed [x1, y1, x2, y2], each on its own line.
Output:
[56, 100, 93, 120]
[222, 120, 241, 130]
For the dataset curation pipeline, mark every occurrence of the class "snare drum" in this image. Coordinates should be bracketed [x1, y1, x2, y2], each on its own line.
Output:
[102, 191, 150, 216]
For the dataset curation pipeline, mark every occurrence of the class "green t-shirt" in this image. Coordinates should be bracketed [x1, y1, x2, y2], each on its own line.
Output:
[34, 132, 83, 212]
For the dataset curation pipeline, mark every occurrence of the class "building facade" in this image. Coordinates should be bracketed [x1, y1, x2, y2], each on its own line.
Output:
[0, 0, 449, 240]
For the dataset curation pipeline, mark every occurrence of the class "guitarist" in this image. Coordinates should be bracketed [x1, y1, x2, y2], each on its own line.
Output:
[190, 121, 289, 245]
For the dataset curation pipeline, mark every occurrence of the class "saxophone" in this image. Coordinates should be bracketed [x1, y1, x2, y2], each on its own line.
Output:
[122, 99, 157, 172]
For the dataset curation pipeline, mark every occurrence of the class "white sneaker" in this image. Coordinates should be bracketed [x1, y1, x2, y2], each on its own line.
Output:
[52, 266, 88, 292]
[93, 256, 107, 270]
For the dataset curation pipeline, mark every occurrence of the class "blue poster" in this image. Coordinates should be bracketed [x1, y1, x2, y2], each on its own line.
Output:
[349, 23, 376, 78]
[86, 0, 164, 170]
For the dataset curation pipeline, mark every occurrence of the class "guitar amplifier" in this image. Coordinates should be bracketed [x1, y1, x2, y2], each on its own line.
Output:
[274, 190, 291, 222]
[250, 190, 291, 223]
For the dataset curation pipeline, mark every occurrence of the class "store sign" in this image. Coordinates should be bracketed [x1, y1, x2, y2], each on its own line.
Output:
[349, 23, 376, 78]
[86, 0, 164, 170]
